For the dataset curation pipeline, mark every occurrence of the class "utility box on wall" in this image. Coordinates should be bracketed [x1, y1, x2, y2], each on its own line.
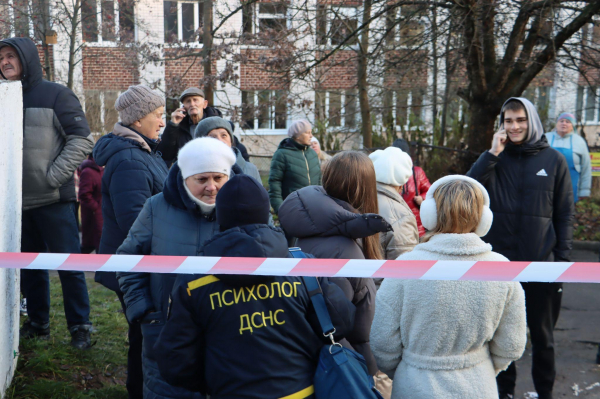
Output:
[0, 81, 23, 397]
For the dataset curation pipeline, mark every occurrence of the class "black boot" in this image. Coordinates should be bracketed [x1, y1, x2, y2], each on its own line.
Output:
[20, 320, 50, 339]
[69, 324, 92, 350]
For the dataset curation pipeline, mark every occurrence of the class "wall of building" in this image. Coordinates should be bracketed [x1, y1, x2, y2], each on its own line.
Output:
[0, 81, 23, 398]
[35, 0, 599, 152]
[82, 47, 140, 90]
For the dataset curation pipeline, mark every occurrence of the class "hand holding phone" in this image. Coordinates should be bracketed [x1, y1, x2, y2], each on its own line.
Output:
[170, 108, 186, 125]
[490, 126, 507, 157]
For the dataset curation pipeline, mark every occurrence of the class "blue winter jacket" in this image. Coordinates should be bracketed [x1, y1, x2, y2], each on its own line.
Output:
[93, 123, 169, 291]
[115, 162, 242, 324]
[154, 224, 356, 398]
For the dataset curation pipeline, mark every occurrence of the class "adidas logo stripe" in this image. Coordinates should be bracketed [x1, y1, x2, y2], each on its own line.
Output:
[536, 169, 548, 177]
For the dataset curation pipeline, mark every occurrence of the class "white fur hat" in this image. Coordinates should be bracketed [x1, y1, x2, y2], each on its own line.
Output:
[177, 137, 236, 179]
[369, 147, 413, 187]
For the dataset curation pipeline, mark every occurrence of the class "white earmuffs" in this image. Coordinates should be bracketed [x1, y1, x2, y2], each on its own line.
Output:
[420, 175, 493, 237]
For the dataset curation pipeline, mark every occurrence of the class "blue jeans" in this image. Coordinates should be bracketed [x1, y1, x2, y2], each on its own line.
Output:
[21, 202, 91, 328]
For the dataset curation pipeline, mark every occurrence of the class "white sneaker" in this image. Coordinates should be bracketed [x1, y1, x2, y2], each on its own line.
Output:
[20, 298, 27, 316]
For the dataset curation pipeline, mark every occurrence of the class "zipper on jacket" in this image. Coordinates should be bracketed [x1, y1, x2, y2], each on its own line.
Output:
[303, 149, 311, 185]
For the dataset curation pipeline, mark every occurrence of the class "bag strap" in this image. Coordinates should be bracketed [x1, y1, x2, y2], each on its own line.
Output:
[413, 166, 419, 197]
[302, 276, 336, 337]
[289, 248, 336, 338]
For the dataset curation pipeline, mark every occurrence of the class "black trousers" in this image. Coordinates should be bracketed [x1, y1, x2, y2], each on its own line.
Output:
[497, 282, 563, 399]
[117, 291, 144, 399]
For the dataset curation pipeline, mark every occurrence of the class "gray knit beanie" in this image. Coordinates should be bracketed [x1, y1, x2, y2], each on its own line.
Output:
[115, 85, 165, 126]
[194, 116, 233, 143]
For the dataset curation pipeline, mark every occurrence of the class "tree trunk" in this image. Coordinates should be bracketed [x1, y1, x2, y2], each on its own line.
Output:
[202, 0, 214, 105]
[67, 0, 80, 90]
[42, 41, 53, 81]
[440, 10, 456, 146]
[357, 0, 372, 148]
[431, 5, 438, 144]
[461, 101, 501, 171]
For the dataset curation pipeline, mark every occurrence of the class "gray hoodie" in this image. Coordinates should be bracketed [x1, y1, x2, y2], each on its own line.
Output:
[499, 97, 544, 144]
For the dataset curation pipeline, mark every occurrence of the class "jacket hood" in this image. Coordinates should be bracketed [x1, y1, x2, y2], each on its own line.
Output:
[278, 137, 309, 152]
[0, 37, 43, 91]
[163, 162, 204, 214]
[278, 186, 392, 239]
[418, 233, 492, 256]
[79, 159, 101, 172]
[203, 224, 288, 287]
[500, 97, 544, 145]
[163, 161, 244, 215]
[93, 124, 155, 167]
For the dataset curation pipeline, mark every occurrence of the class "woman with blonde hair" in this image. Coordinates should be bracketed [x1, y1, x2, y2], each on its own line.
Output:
[278, 151, 392, 381]
[370, 175, 527, 399]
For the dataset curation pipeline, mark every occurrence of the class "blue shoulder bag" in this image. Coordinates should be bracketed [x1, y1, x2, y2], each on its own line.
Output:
[289, 248, 383, 399]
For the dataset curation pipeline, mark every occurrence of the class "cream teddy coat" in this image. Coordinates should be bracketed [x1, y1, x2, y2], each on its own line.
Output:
[376, 183, 419, 260]
[370, 233, 527, 399]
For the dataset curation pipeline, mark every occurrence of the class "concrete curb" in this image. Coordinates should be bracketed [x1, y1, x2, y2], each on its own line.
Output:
[573, 240, 600, 252]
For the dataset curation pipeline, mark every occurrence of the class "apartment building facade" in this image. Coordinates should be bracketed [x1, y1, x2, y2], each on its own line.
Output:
[3, 0, 600, 154]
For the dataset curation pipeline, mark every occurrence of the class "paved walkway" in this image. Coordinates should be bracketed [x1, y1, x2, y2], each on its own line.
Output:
[515, 245, 600, 398]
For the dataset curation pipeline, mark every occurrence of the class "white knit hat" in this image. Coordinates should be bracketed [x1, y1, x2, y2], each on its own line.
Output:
[177, 137, 236, 179]
[369, 147, 413, 187]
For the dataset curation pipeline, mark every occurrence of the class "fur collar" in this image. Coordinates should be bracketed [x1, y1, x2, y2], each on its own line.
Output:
[418, 233, 492, 256]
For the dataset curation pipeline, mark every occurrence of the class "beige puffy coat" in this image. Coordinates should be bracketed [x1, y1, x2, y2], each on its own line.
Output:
[370, 233, 527, 399]
[376, 183, 419, 260]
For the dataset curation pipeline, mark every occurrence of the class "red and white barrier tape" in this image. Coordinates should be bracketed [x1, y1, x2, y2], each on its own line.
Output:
[2, 252, 599, 283]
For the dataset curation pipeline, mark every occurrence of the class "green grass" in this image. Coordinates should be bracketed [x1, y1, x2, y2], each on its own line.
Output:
[8, 276, 129, 399]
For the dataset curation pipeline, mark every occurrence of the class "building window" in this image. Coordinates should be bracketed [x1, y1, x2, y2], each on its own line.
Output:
[241, 90, 288, 130]
[383, 5, 425, 47]
[315, 90, 358, 129]
[399, 6, 425, 47]
[392, 88, 424, 128]
[576, 86, 599, 123]
[523, 86, 551, 120]
[316, 6, 359, 46]
[242, 2, 287, 35]
[3, 0, 51, 40]
[164, 1, 204, 43]
[82, 0, 134, 43]
[85, 90, 121, 134]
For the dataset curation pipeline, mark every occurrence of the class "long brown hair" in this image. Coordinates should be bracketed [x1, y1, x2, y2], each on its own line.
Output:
[422, 179, 485, 242]
[322, 151, 383, 260]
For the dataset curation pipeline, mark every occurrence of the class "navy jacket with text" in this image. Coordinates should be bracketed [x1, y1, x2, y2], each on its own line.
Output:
[154, 224, 356, 399]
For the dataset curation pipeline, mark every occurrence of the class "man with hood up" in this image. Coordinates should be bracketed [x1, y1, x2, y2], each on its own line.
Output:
[0, 37, 95, 348]
[468, 98, 574, 399]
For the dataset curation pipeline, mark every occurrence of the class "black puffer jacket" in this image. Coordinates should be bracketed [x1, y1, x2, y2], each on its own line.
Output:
[277, 185, 392, 375]
[158, 112, 249, 165]
[467, 136, 574, 262]
[154, 224, 355, 398]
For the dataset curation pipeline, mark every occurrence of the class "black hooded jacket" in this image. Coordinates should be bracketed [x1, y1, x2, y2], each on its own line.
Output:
[277, 185, 392, 376]
[468, 136, 574, 262]
[1, 37, 94, 210]
[154, 224, 356, 398]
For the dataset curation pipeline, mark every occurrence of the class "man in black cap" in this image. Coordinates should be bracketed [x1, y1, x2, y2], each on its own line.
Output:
[158, 87, 249, 165]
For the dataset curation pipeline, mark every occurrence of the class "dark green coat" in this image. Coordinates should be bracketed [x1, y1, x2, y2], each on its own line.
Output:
[268, 138, 321, 213]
